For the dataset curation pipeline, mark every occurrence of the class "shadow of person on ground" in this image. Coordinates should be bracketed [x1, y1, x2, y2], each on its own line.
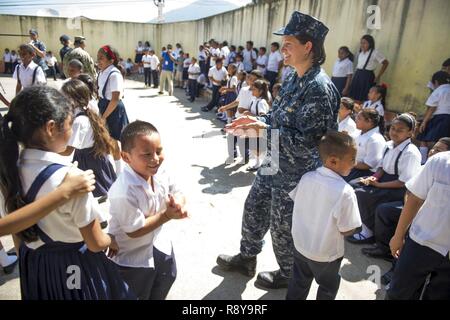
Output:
[202, 266, 252, 300]
[192, 164, 255, 195]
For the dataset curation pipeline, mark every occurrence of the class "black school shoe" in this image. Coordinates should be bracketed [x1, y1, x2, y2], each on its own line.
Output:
[255, 270, 289, 289]
[2, 253, 18, 275]
[361, 245, 394, 262]
[216, 253, 256, 277]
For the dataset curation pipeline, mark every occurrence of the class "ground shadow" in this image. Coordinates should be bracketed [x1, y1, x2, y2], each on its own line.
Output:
[202, 266, 252, 300]
[193, 163, 255, 195]
[339, 241, 391, 299]
[0, 249, 19, 288]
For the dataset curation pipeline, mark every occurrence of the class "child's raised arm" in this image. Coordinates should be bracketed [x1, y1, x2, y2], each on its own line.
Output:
[0, 165, 95, 236]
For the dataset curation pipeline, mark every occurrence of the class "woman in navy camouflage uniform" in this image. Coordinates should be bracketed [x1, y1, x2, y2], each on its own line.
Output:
[217, 11, 340, 289]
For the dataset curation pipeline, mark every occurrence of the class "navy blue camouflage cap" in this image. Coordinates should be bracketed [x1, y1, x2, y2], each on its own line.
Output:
[273, 11, 329, 41]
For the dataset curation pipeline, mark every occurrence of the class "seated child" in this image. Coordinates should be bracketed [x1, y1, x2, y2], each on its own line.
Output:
[287, 131, 362, 300]
[362, 84, 387, 117]
[347, 113, 421, 244]
[338, 97, 360, 139]
[108, 120, 188, 300]
[345, 108, 386, 182]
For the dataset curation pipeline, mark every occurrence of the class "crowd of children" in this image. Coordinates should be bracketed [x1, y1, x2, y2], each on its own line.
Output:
[0, 30, 449, 301]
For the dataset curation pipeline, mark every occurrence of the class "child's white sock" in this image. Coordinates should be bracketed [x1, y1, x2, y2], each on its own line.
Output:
[0, 248, 16, 267]
[114, 159, 123, 174]
[419, 147, 428, 164]
[360, 223, 373, 238]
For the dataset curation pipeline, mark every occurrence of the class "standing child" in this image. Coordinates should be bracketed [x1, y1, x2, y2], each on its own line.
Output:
[362, 84, 387, 117]
[10, 50, 19, 72]
[256, 47, 268, 76]
[3, 48, 12, 74]
[331, 46, 354, 96]
[242, 80, 270, 171]
[77, 73, 100, 114]
[142, 49, 152, 87]
[187, 57, 201, 102]
[417, 71, 450, 164]
[217, 63, 238, 122]
[97, 45, 130, 174]
[108, 120, 188, 300]
[0, 86, 134, 300]
[45, 51, 58, 81]
[338, 97, 360, 139]
[287, 132, 362, 300]
[182, 53, 191, 90]
[347, 114, 421, 244]
[345, 109, 386, 182]
[174, 51, 184, 88]
[233, 54, 245, 73]
[149, 50, 160, 88]
[387, 151, 450, 300]
[61, 79, 117, 198]
[13, 44, 46, 95]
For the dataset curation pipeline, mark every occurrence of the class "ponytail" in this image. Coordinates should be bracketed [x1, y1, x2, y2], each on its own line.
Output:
[360, 108, 385, 135]
[253, 79, 269, 103]
[61, 79, 115, 158]
[339, 46, 354, 62]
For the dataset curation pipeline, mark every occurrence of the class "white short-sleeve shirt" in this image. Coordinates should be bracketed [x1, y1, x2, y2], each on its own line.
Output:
[208, 66, 228, 83]
[267, 51, 283, 73]
[235, 86, 254, 117]
[339, 116, 360, 139]
[248, 97, 269, 116]
[188, 63, 201, 80]
[356, 49, 386, 71]
[406, 151, 450, 256]
[227, 75, 238, 88]
[3, 52, 11, 62]
[332, 58, 354, 78]
[363, 100, 385, 117]
[380, 139, 422, 182]
[67, 109, 95, 150]
[98, 65, 123, 100]
[356, 126, 386, 171]
[233, 61, 244, 73]
[425, 84, 450, 116]
[256, 54, 268, 75]
[12, 61, 47, 88]
[108, 164, 180, 268]
[242, 49, 257, 71]
[150, 55, 160, 70]
[141, 54, 152, 68]
[290, 167, 362, 262]
[209, 48, 221, 67]
[15, 149, 103, 249]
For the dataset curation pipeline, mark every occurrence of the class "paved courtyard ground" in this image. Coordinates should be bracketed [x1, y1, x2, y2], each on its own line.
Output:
[0, 74, 391, 300]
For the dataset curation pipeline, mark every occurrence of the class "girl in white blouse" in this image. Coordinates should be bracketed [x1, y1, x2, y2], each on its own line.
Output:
[331, 46, 354, 96]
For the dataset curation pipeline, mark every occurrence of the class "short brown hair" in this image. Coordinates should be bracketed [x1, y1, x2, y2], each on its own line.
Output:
[319, 131, 356, 162]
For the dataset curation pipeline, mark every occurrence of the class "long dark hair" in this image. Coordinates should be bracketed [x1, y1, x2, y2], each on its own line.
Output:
[98, 45, 125, 78]
[360, 108, 385, 135]
[361, 34, 375, 51]
[295, 35, 326, 66]
[61, 80, 115, 158]
[77, 73, 98, 99]
[252, 79, 269, 102]
[339, 46, 354, 62]
[0, 86, 72, 242]
[371, 84, 388, 108]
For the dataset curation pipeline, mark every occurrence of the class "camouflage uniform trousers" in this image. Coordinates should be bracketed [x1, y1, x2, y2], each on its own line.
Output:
[239, 170, 297, 278]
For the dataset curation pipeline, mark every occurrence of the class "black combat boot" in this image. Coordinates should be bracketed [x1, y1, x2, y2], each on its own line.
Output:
[216, 253, 257, 277]
[255, 270, 289, 289]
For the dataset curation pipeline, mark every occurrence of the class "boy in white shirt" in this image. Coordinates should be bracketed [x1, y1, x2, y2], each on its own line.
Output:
[108, 121, 188, 300]
[149, 50, 160, 88]
[141, 49, 152, 87]
[287, 131, 362, 300]
[13, 44, 46, 95]
[387, 151, 450, 300]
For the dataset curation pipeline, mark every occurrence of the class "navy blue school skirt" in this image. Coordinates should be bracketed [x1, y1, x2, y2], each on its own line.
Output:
[134, 54, 143, 63]
[19, 241, 136, 300]
[98, 98, 129, 141]
[182, 67, 189, 81]
[344, 168, 373, 184]
[416, 114, 450, 142]
[349, 69, 375, 102]
[331, 76, 347, 96]
[73, 147, 117, 197]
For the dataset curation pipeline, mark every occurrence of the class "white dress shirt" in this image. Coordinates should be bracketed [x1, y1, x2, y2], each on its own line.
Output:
[356, 49, 386, 71]
[356, 126, 386, 171]
[339, 115, 360, 139]
[379, 139, 421, 182]
[12, 61, 47, 88]
[67, 108, 95, 150]
[426, 84, 450, 116]
[363, 100, 385, 117]
[290, 167, 362, 262]
[332, 58, 354, 77]
[98, 64, 123, 100]
[256, 54, 268, 75]
[406, 151, 450, 256]
[267, 51, 283, 73]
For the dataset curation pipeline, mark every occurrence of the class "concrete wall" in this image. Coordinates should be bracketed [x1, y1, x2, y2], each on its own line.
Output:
[159, 0, 450, 114]
[1, 0, 449, 113]
[0, 14, 159, 66]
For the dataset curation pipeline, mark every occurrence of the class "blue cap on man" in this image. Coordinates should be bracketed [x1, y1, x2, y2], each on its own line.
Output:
[273, 11, 329, 41]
